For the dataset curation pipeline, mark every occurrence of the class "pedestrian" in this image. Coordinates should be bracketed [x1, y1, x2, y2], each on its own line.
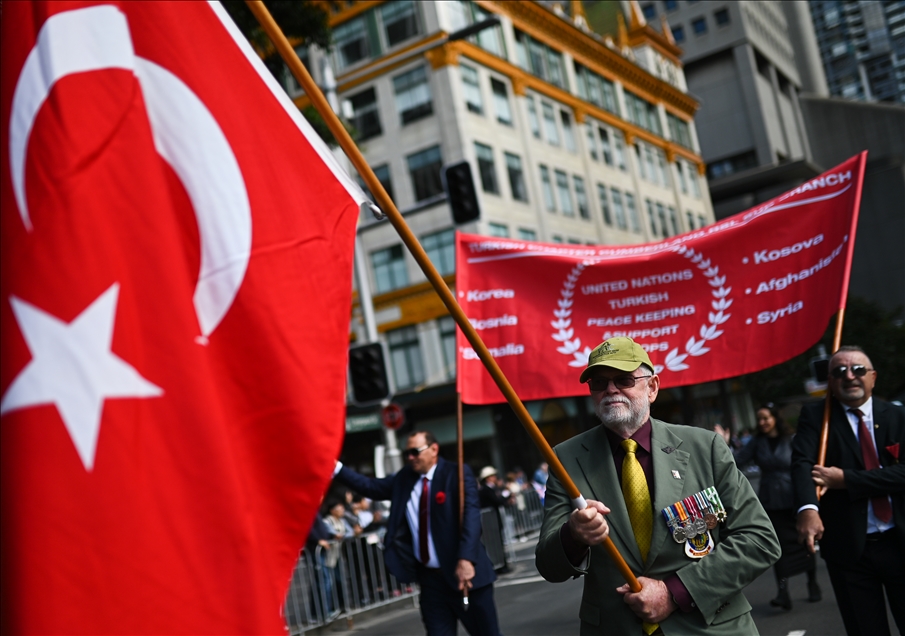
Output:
[479, 466, 511, 573]
[733, 403, 820, 610]
[536, 336, 779, 634]
[792, 345, 905, 636]
[333, 431, 501, 635]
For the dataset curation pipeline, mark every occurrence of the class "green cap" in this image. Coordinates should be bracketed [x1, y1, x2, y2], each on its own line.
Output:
[579, 337, 653, 383]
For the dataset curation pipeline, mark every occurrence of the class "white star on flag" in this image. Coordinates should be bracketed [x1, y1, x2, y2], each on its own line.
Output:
[1, 283, 162, 471]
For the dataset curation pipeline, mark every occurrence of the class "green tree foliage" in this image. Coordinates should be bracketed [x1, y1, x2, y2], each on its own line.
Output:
[747, 297, 905, 405]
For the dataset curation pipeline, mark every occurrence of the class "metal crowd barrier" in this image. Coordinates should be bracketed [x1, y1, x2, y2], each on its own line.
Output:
[480, 488, 545, 568]
[284, 489, 546, 632]
[283, 533, 418, 634]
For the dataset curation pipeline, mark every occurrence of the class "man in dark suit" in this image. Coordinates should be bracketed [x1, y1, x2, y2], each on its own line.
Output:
[792, 345, 905, 636]
[333, 431, 500, 635]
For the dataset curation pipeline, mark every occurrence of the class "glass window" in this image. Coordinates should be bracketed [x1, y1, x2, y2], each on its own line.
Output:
[334, 17, 372, 69]
[625, 193, 640, 232]
[472, 4, 505, 57]
[371, 244, 408, 293]
[518, 227, 537, 241]
[642, 4, 656, 20]
[438, 315, 457, 381]
[657, 203, 669, 237]
[545, 48, 565, 88]
[555, 170, 573, 216]
[676, 160, 688, 194]
[515, 30, 565, 88]
[573, 176, 589, 219]
[625, 92, 662, 136]
[690, 163, 702, 197]
[672, 24, 685, 42]
[692, 17, 707, 35]
[388, 325, 424, 390]
[657, 149, 670, 187]
[475, 142, 498, 194]
[636, 145, 647, 181]
[461, 65, 483, 114]
[540, 165, 556, 212]
[586, 122, 598, 161]
[686, 211, 695, 231]
[698, 214, 706, 229]
[348, 87, 382, 141]
[611, 189, 626, 230]
[357, 163, 394, 203]
[561, 110, 577, 153]
[574, 64, 618, 114]
[597, 184, 613, 226]
[714, 8, 730, 26]
[598, 127, 613, 166]
[422, 228, 455, 275]
[542, 103, 559, 145]
[664, 0, 678, 11]
[551, 235, 563, 243]
[667, 113, 693, 149]
[488, 222, 509, 237]
[448, 0, 470, 32]
[613, 131, 627, 170]
[669, 206, 679, 235]
[644, 145, 656, 184]
[407, 145, 443, 201]
[526, 95, 541, 138]
[491, 78, 512, 125]
[647, 199, 658, 237]
[394, 65, 432, 124]
[505, 152, 528, 202]
[381, 1, 420, 47]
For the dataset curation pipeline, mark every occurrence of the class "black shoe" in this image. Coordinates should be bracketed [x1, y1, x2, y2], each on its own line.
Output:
[770, 579, 792, 610]
[808, 579, 822, 602]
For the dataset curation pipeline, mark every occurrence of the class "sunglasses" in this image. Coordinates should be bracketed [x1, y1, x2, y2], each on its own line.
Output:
[587, 375, 652, 392]
[830, 364, 873, 379]
[403, 445, 430, 459]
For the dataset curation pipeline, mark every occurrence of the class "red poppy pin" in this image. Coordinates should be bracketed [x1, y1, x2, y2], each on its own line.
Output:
[435, 491, 446, 505]
[886, 443, 900, 463]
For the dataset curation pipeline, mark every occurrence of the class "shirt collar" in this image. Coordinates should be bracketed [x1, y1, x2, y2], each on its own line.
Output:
[848, 396, 873, 418]
[605, 418, 653, 454]
[423, 462, 438, 481]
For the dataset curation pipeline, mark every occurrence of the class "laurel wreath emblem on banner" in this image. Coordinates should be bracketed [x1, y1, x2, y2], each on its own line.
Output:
[551, 245, 732, 374]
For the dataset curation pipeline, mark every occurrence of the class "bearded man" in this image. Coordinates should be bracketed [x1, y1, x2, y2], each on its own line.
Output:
[535, 337, 779, 635]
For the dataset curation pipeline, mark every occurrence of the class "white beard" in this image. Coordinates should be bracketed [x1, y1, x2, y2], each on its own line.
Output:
[595, 394, 649, 438]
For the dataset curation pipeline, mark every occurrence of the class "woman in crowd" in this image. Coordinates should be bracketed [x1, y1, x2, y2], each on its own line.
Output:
[733, 403, 821, 610]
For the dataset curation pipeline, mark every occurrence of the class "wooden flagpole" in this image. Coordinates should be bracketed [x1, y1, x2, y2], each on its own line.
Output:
[816, 308, 845, 500]
[816, 151, 867, 499]
[244, 1, 640, 592]
[457, 392, 468, 609]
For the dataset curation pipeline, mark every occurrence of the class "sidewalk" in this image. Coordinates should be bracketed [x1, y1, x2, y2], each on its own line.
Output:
[303, 541, 541, 635]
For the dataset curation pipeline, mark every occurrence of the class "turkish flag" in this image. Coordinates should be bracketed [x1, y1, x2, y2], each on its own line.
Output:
[1, 2, 362, 633]
[457, 154, 866, 404]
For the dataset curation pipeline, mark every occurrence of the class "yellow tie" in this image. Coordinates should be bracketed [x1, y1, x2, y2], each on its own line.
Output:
[621, 439, 652, 561]
[621, 439, 658, 635]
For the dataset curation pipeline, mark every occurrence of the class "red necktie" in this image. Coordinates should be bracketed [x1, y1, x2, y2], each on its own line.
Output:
[419, 476, 430, 564]
[850, 408, 892, 523]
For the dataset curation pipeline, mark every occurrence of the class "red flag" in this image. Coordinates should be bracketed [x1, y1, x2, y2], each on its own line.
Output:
[1, 2, 362, 632]
[457, 153, 866, 404]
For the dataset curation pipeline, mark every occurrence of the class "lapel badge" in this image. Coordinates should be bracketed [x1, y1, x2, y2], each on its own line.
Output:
[661, 446, 675, 454]
[671, 470, 681, 479]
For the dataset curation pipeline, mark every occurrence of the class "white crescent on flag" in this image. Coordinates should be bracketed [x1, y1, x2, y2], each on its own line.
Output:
[9, 4, 251, 339]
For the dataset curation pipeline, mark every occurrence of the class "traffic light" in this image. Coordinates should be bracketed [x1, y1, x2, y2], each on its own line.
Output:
[348, 342, 391, 405]
[443, 161, 480, 224]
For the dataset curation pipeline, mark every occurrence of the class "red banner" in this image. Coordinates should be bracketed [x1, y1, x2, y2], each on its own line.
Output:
[457, 154, 866, 405]
[1, 2, 361, 633]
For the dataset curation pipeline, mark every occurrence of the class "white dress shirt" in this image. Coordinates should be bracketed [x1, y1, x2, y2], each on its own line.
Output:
[845, 398, 894, 534]
[405, 463, 440, 568]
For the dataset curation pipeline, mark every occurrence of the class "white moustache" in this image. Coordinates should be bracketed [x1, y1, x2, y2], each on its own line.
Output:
[601, 398, 630, 406]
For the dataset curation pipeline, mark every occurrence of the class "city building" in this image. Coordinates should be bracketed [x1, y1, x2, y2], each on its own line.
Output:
[809, 0, 905, 103]
[291, 0, 722, 474]
[622, 0, 829, 219]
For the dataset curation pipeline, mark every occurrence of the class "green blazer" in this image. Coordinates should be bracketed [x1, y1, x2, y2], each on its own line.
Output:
[536, 419, 780, 635]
